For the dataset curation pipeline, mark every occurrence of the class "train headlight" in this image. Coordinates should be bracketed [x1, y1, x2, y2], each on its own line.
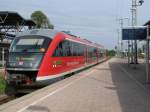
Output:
[29, 62, 39, 68]
[30, 63, 33, 67]
[39, 48, 45, 52]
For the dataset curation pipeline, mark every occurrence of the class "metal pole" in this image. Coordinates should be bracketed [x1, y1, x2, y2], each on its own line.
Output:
[135, 2, 138, 65]
[131, 0, 138, 68]
[117, 18, 129, 58]
[127, 18, 130, 65]
[117, 29, 120, 57]
[146, 25, 149, 83]
[131, 0, 144, 65]
[131, 3, 135, 64]
[2, 48, 4, 67]
[130, 40, 134, 64]
[121, 20, 123, 57]
[128, 40, 130, 66]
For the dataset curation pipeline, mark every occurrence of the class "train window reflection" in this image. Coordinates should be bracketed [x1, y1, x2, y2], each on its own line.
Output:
[17, 38, 44, 45]
[10, 36, 51, 52]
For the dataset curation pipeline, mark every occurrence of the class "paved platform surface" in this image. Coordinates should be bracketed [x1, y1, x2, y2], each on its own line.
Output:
[118, 58, 150, 89]
[1, 58, 150, 112]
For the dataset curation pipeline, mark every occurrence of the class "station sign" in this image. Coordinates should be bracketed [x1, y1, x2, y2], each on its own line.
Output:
[122, 26, 148, 40]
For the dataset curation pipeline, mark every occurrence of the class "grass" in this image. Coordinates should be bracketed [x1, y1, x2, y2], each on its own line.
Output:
[0, 76, 6, 93]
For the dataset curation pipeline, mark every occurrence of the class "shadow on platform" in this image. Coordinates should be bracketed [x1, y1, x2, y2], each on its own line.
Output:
[108, 59, 150, 112]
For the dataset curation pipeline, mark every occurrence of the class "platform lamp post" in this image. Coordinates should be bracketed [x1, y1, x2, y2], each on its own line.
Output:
[126, 18, 131, 65]
[117, 29, 120, 57]
[146, 25, 149, 83]
[117, 18, 130, 58]
[131, 0, 144, 67]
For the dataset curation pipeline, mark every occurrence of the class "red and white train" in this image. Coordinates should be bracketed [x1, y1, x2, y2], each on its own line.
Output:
[5, 29, 106, 87]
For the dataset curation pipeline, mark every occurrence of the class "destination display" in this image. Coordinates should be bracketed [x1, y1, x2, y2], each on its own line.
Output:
[122, 26, 147, 40]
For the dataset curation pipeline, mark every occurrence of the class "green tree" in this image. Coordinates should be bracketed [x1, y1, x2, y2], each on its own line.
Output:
[108, 50, 116, 57]
[31, 11, 54, 29]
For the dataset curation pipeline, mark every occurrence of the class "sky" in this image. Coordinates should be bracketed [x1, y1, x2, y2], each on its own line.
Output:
[0, 0, 149, 49]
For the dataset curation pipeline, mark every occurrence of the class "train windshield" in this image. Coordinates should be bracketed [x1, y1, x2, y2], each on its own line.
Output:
[10, 36, 52, 52]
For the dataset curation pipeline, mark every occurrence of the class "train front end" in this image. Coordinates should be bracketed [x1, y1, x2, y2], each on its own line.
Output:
[5, 30, 54, 87]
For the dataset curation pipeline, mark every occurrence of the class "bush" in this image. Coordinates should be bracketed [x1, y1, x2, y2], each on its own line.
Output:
[0, 76, 6, 93]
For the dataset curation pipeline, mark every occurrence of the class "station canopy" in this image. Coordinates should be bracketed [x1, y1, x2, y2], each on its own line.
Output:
[0, 11, 36, 38]
[144, 20, 150, 26]
[0, 11, 36, 27]
[25, 19, 36, 26]
[0, 11, 36, 47]
[143, 20, 150, 37]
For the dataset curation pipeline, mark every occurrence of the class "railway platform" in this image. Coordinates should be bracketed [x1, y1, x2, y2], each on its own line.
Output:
[1, 58, 150, 112]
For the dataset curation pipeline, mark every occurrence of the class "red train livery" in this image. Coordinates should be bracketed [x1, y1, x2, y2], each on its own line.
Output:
[5, 29, 106, 86]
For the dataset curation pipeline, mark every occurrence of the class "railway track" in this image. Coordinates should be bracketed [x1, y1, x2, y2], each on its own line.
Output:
[0, 94, 15, 105]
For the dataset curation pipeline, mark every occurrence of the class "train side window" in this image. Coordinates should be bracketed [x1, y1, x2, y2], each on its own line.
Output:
[62, 41, 67, 56]
[62, 40, 72, 56]
[66, 40, 72, 56]
[53, 40, 72, 57]
[71, 42, 75, 56]
[66, 41, 85, 56]
[72, 42, 78, 56]
[53, 42, 63, 57]
[80, 44, 84, 56]
[53, 40, 85, 57]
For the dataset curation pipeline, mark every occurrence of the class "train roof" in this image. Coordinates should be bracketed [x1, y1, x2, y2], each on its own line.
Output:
[16, 29, 58, 38]
[16, 29, 104, 49]
[62, 32, 104, 49]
